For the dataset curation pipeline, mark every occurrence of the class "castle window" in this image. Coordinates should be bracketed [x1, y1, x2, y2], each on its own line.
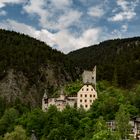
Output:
[90, 100, 92, 103]
[92, 77, 94, 80]
[93, 95, 95, 98]
[87, 88, 88, 91]
[90, 95, 92, 97]
[44, 99, 48, 104]
[87, 85, 89, 87]
[80, 99, 82, 102]
[85, 99, 87, 102]
[91, 88, 93, 91]
[85, 94, 87, 97]
[82, 88, 84, 91]
[85, 105, 88, 108]
[80, 94, 82, 97]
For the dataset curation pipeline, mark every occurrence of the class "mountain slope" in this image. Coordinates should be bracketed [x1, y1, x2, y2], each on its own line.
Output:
[68, 37, 140, 87]
[0, 29, 79, 108]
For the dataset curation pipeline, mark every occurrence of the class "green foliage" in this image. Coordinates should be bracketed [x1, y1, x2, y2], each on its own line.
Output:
[46, 128, 60, 140]
[115, 105, 131, 139]
[92, 117, 120, 140]
[64, 80, 82, 95]
[19, 108, 46, 138]
[3, 125, 29, 140]
[94, 117, 107, 133]
[92, 130, 120, 140]
[0, 108, 19, 136]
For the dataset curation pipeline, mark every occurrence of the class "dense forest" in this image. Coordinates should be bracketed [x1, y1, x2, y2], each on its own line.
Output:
[0, 29, 79, 108]
[68, 37, 140, 88]
[0, 29, 78, 83]
[0, 29, 140, 139]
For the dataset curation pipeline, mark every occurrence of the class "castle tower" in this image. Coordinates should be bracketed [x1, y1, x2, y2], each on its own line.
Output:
[42, 89, 48, 111]
[82, 66, 96, 89]
[77, 66, 97, 110]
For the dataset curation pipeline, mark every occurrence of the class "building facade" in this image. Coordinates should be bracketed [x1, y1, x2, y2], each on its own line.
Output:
[77, 84, 97, 110]
[42, 66, 97, 111]
[42, 92, 77, 111]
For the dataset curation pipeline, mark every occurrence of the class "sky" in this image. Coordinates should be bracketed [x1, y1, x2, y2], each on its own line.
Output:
[0, 0, 140, 53]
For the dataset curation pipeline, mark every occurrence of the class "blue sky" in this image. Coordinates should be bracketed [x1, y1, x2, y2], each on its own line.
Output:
[0, 0, 140, 53]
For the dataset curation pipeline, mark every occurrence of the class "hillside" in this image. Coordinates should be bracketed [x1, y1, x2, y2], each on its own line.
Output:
[0, 29, 79, 109]
[68, 37, 140, 87]
[1, 30, 140, 139]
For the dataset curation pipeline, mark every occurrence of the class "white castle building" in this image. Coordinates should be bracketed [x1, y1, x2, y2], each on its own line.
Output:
[42, 66, 97, 111]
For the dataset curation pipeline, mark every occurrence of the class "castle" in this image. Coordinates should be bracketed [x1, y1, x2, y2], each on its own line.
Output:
[42, 66, 97, 111]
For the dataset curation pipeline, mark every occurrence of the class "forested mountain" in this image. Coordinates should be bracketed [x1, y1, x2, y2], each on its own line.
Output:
[1, 29, 140, 140]
[68, 37, 140, 87]
[0, 29, 79, 109]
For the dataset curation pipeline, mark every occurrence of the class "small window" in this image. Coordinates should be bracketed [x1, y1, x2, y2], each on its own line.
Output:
[87, 88, 88, 91]
[93, 95, 95, 97]
[90, 100, 92, 103]
[80, 104, 83, 108]
[92, 77, 94, 80]
[91, 88, 93, 91]
[85, 94, 87, 97]
[85, 99, 87, 102]
[80, 99, 82, 102]
[90, 95, 92, 97]
[85, 105, 88, 108]
[44, 99, 48, 104]
[87, 85, 89, 87]
[80, 94, 82, 97]
[82, 88, 84, 91]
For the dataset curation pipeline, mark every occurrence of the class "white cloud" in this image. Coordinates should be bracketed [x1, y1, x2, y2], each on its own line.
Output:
[88, 6, 104, 17]
[55, 10, 82, 30]
[23, 0, 81, 30]
[0, 19, 101, 53]
[0, 0, 25, 8]
[23, 0, 48, 28]
[0, 10, 6, 16]
[109, 0, 139, 22]
[53, 28, 101, 53]
[121, 24, 128, 32]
